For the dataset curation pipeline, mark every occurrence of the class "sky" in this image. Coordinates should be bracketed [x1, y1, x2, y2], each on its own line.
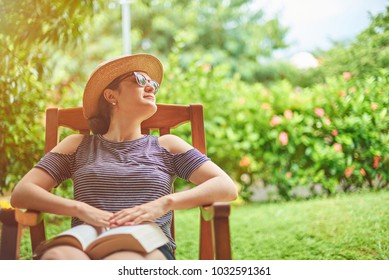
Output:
[254, 0, 388, 59]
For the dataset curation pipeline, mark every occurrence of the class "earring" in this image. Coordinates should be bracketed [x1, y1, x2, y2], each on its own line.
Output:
[111, 102, 117, 106]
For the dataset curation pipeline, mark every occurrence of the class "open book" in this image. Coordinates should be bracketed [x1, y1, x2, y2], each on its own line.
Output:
[34, 223, 169, 259]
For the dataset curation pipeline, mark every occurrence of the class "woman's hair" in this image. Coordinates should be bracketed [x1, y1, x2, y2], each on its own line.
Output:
[87, 72, 133, 134]
[88, 95, 111, 134]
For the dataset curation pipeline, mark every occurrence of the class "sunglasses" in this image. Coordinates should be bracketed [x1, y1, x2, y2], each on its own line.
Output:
[107, 71, 159, 93]
[132, 72, 160, 93]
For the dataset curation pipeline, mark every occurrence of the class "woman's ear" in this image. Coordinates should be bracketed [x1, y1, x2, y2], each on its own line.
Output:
[103, 89, 118, 105]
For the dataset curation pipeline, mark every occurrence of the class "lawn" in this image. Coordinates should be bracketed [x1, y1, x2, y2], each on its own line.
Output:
[175, 190, 389, 260]
[18, 190, 389, 260]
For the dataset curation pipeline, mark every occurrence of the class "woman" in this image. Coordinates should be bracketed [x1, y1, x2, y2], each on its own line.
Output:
[11, 53, 237, 260]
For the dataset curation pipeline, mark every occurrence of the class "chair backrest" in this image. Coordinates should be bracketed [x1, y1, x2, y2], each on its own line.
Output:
[45, 104, 207, 154]
[41, 103, 215, 259]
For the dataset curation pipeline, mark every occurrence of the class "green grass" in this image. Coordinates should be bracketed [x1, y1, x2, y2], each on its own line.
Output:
[175, 190, 389, 260]
[19, 190, 389, 260]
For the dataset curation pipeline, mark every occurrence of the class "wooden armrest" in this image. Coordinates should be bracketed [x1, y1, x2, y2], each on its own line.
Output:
[200, 202, 231, 221]
[0, 208, 21, 260]
[14, 209, 43, 227]
[0, 208, 18, 226]
[14, 209, 46, 255]
[200, 202, 232, 260]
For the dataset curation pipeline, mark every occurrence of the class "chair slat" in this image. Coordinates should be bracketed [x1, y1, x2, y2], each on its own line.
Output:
[159, 127, 170, 135]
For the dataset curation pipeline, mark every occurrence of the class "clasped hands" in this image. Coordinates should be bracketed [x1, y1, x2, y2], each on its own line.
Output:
[77, 196, 171, 228]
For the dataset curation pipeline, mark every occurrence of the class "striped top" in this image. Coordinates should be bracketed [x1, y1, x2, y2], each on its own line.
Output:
[35, 134, 210, 253]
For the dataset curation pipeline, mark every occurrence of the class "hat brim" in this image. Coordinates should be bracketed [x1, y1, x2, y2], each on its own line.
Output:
[83, 53, 163, 119]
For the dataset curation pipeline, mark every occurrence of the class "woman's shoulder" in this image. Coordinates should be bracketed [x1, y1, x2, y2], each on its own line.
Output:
[50, 134, 86, 154]
[157, 134, 193, 154]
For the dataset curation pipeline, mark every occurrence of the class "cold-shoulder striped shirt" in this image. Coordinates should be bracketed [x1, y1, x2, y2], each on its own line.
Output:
[35, 134, 210, 253]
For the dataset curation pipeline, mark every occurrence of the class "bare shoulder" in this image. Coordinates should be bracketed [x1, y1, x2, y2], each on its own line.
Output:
[158, 134, 193, 154]
[50, 134, 85, 154]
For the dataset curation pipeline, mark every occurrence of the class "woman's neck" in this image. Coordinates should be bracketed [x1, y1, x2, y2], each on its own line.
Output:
[103, 117, 143, 142]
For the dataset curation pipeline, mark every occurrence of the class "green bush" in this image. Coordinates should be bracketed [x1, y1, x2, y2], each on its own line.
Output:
[260, 71, 389, 198]
[159, 51, 388, 200]
[0, 0, 100, 194]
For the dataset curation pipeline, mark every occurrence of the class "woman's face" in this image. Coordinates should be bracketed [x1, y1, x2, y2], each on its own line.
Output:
[115, 71, 158, 118]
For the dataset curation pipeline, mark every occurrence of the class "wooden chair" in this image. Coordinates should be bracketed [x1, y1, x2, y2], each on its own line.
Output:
[13, 104, 232, 260]
[0, 208, 22, 259]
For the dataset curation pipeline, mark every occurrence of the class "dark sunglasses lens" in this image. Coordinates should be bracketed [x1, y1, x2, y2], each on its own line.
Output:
[134, 72, 159, 93]
[151, 81, 159, 93]
[134, 73, 147, 86]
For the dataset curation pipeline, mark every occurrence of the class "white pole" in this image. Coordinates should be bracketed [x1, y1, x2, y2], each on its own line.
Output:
[119, 0, 131, 55]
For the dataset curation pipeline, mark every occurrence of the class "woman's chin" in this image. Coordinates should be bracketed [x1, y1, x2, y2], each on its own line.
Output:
[142, 102, 158, 118]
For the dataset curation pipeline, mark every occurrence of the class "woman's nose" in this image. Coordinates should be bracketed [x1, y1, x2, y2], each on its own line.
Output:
[144, 83, 155, 94]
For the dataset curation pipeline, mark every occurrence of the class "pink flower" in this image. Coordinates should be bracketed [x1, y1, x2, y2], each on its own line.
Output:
[286, 172, 292, 179]
[371, 102, 378, 111]
[333, 143, 342, 152]
[314, 107, 325, 118]
[344, 167, 354, 178]
[324, 136, 332, 144]
[332, 130, 339, 136]
[239, 97, 246, 105]
[270, 115, 282, 127]
[262, 89, 270, 96]
[284, 109, 293, 120]
[201, 64, 212, 72]
[373, 156, 381, 169]
[338, 90, 347, 97]
[349, 86, 356, 93]
[360, 168, 366, 177]
[239, 156, 251, 167]
[324, 117, 331, 125]
[279, 131, 288, 146]
[343, 72, 352, 81]
[261, 102, 271, 110]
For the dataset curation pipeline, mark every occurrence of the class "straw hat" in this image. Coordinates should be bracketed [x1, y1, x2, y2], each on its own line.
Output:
[83, 53, 163, 119]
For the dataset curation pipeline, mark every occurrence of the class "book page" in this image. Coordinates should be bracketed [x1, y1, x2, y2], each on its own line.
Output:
[85, 223, 169, 259]
[96, 224, 154, 239]
[57, 224, 100, 249]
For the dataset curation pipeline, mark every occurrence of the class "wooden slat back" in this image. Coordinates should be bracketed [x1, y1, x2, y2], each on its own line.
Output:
[45, 104, 206, 154]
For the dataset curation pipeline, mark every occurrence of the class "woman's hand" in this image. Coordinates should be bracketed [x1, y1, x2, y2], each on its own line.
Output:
[75, 201, 114, 227]
[109, 197, 172, 227]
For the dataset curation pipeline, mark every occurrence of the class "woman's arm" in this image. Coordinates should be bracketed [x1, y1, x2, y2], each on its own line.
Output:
[160, 134, 238, 206]
[110, 134, 237, 226]
[165, 160, 237, 209]
[11, 134, 113, 227]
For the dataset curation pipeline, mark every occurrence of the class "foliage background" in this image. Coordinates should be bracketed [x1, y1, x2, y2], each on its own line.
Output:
[0, 1, 388, 200]
[0, 0, 100, 194]
[161, 54, 388, 200]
